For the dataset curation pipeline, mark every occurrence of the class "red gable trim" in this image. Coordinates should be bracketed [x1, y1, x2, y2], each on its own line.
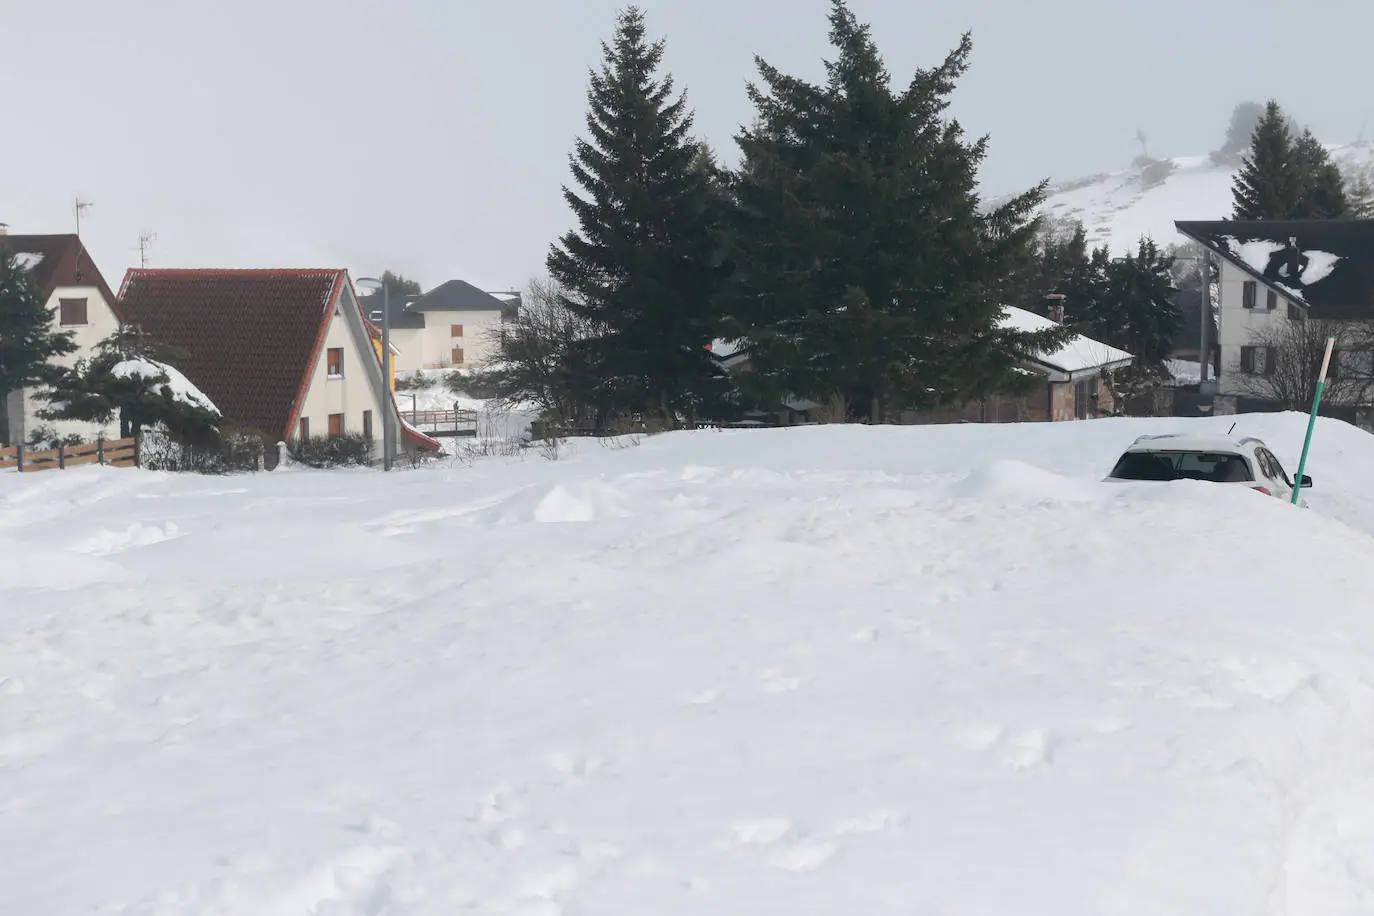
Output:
[282, 271, 346, 440]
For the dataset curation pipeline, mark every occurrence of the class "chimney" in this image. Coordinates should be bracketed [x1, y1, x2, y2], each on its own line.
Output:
[1043, 292, 1067, 324]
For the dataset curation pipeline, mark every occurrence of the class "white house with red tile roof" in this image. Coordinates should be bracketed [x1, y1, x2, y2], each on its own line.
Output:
[1, 232, 123, 446]
[118, 268, 440, 461]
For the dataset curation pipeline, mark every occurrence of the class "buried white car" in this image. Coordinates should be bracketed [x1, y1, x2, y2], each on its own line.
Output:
[1105, 433, 1311, 503]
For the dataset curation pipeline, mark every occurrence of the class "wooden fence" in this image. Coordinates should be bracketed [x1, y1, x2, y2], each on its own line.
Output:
[0, 435, 138, 474]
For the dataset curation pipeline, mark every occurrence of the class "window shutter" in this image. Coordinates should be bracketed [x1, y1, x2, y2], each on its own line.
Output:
[1243, 282, 1257, 309]
[1240, 347, 1254, 373]
[1266, 289, 1277, 311]
[1265, 348, 1277, 376]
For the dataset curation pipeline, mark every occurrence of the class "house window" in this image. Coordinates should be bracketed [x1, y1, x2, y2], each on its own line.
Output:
[362, 409, 373, 440]
[1288, 303, 1304, 321]
[327, 347, 344, 377]
[59, 298, 88, 326]
[1240, 345, 1275, 375]
[1266, 289, 1278, 311]
[298, 417, 310, 440]
[328, 413, 344, 438]
[1242, 281, 1257, 309]
[451, 323, 464, 337]
[452, 347, 464, 365]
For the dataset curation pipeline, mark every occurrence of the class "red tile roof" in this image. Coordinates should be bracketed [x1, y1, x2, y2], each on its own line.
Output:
[2, 234, 120, 315]
[117, 269, 346, 439]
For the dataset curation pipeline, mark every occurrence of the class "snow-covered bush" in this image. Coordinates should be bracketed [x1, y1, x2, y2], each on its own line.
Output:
[287, 434, 374, 469]
[138, 427, 266, 474]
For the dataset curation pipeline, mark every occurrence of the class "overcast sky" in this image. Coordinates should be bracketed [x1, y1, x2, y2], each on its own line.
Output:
[3, 0, 1372, 292]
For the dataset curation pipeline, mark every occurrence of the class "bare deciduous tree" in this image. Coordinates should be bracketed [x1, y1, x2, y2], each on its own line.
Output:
[1236, 317, 1374, 409]
[473, 278, 608, 431]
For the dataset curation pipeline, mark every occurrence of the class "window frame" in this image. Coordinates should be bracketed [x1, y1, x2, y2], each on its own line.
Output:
[1242, 281, 1257, 310]
[1265, 288, 1278, 311]
[1240, 345, 1275, 376]
[362, 409, 373, 440]
[58, 298, 89, 326]
[326, 347, 344, 378]
[328, 413, 344, 438]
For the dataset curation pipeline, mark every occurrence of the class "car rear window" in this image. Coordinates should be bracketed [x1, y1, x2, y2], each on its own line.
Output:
[1110, 450, 1253, 483]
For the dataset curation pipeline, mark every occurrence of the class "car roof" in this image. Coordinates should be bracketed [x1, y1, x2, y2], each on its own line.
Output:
[1124, 433, 1264, 454]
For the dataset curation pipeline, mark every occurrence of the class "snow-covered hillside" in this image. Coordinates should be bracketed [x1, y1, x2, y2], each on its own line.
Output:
[1039, 143, 1374, 253]
[6, 414, 1374, 914]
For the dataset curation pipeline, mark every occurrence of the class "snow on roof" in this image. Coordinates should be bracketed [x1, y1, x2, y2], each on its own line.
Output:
[14, 252, 44, 270]
[1216, 235, 1344, 302]
[111, 357, 221, 415]
[1125, 433, 1254, 453]
[710, 338, 743, 359]
[999, 305, 1133, 375]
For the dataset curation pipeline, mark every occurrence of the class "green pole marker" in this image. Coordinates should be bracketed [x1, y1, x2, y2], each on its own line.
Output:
[1292, 336, 1335, 505]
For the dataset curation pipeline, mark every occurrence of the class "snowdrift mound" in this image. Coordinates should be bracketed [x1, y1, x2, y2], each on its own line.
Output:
[5, 413, 1374, 914]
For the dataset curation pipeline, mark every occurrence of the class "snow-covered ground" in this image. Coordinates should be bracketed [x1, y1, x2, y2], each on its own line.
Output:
[6, 413, 1374, 914]
[1039, 143, 1374, 253]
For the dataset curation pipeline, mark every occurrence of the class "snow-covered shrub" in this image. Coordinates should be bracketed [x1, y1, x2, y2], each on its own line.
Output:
[138, 427, 265, 474]
[287, 434, 374, 469]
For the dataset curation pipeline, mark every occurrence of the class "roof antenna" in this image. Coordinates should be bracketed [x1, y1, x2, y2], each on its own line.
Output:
[74, 196, 94, 236]
[1227, 422, 1237, 435]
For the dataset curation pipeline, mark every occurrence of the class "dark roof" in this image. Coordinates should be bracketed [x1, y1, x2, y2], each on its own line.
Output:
[1175, 219, 1374, 320]
[1, 234, 120, 315]
[361, 292, 425, 329]
[117, 269, 344, 439]
[409, 279, 508, 312]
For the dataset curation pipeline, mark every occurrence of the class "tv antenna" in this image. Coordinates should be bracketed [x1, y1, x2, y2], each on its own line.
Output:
[137, 231, 157, 268]
[74, 196, 94, 236]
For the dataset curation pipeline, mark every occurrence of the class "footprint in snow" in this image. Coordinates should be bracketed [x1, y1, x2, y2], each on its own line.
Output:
[767, 841, 838, 873]
[951, 721, 1004, 752]
[730, 817, 792, 846]
[832, 809, 902, 836]
[759, 668, 804, 693]
[1003, 729, 1056, 770]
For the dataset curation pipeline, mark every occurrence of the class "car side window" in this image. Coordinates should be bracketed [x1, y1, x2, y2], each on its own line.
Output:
[1262, 449, 1293, 486]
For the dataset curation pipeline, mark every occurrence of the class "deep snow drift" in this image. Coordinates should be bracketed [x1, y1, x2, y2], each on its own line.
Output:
[5, 413, 1374, 914]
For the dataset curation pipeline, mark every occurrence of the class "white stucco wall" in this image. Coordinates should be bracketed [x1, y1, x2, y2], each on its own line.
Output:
[411, 309, 503, 369]
[295, 286, 396, 460]
[1216, 260, 1297, 397]
[8, 285, 121, 445]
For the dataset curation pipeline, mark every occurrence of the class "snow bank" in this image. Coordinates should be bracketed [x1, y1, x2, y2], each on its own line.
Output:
[111, 357, 220, 414]
[5, 413, 1374, 913]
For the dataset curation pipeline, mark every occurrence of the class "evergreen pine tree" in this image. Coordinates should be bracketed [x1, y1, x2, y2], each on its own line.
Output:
[1232, 101, 1301, 219]
[1079, 238, 1180, 370]
[1293, 129, 1349, 218]
[546, 7, 725, 428]
[0, 246, 78, 444]
[722, 1, 1064, 421]
[1350, 172, 1374, 218]
[41, 327, 220, 443]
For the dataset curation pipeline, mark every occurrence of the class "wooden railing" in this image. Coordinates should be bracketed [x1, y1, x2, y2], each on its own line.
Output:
[0, 435, 139, 473]
[405, 409, 479, 438]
